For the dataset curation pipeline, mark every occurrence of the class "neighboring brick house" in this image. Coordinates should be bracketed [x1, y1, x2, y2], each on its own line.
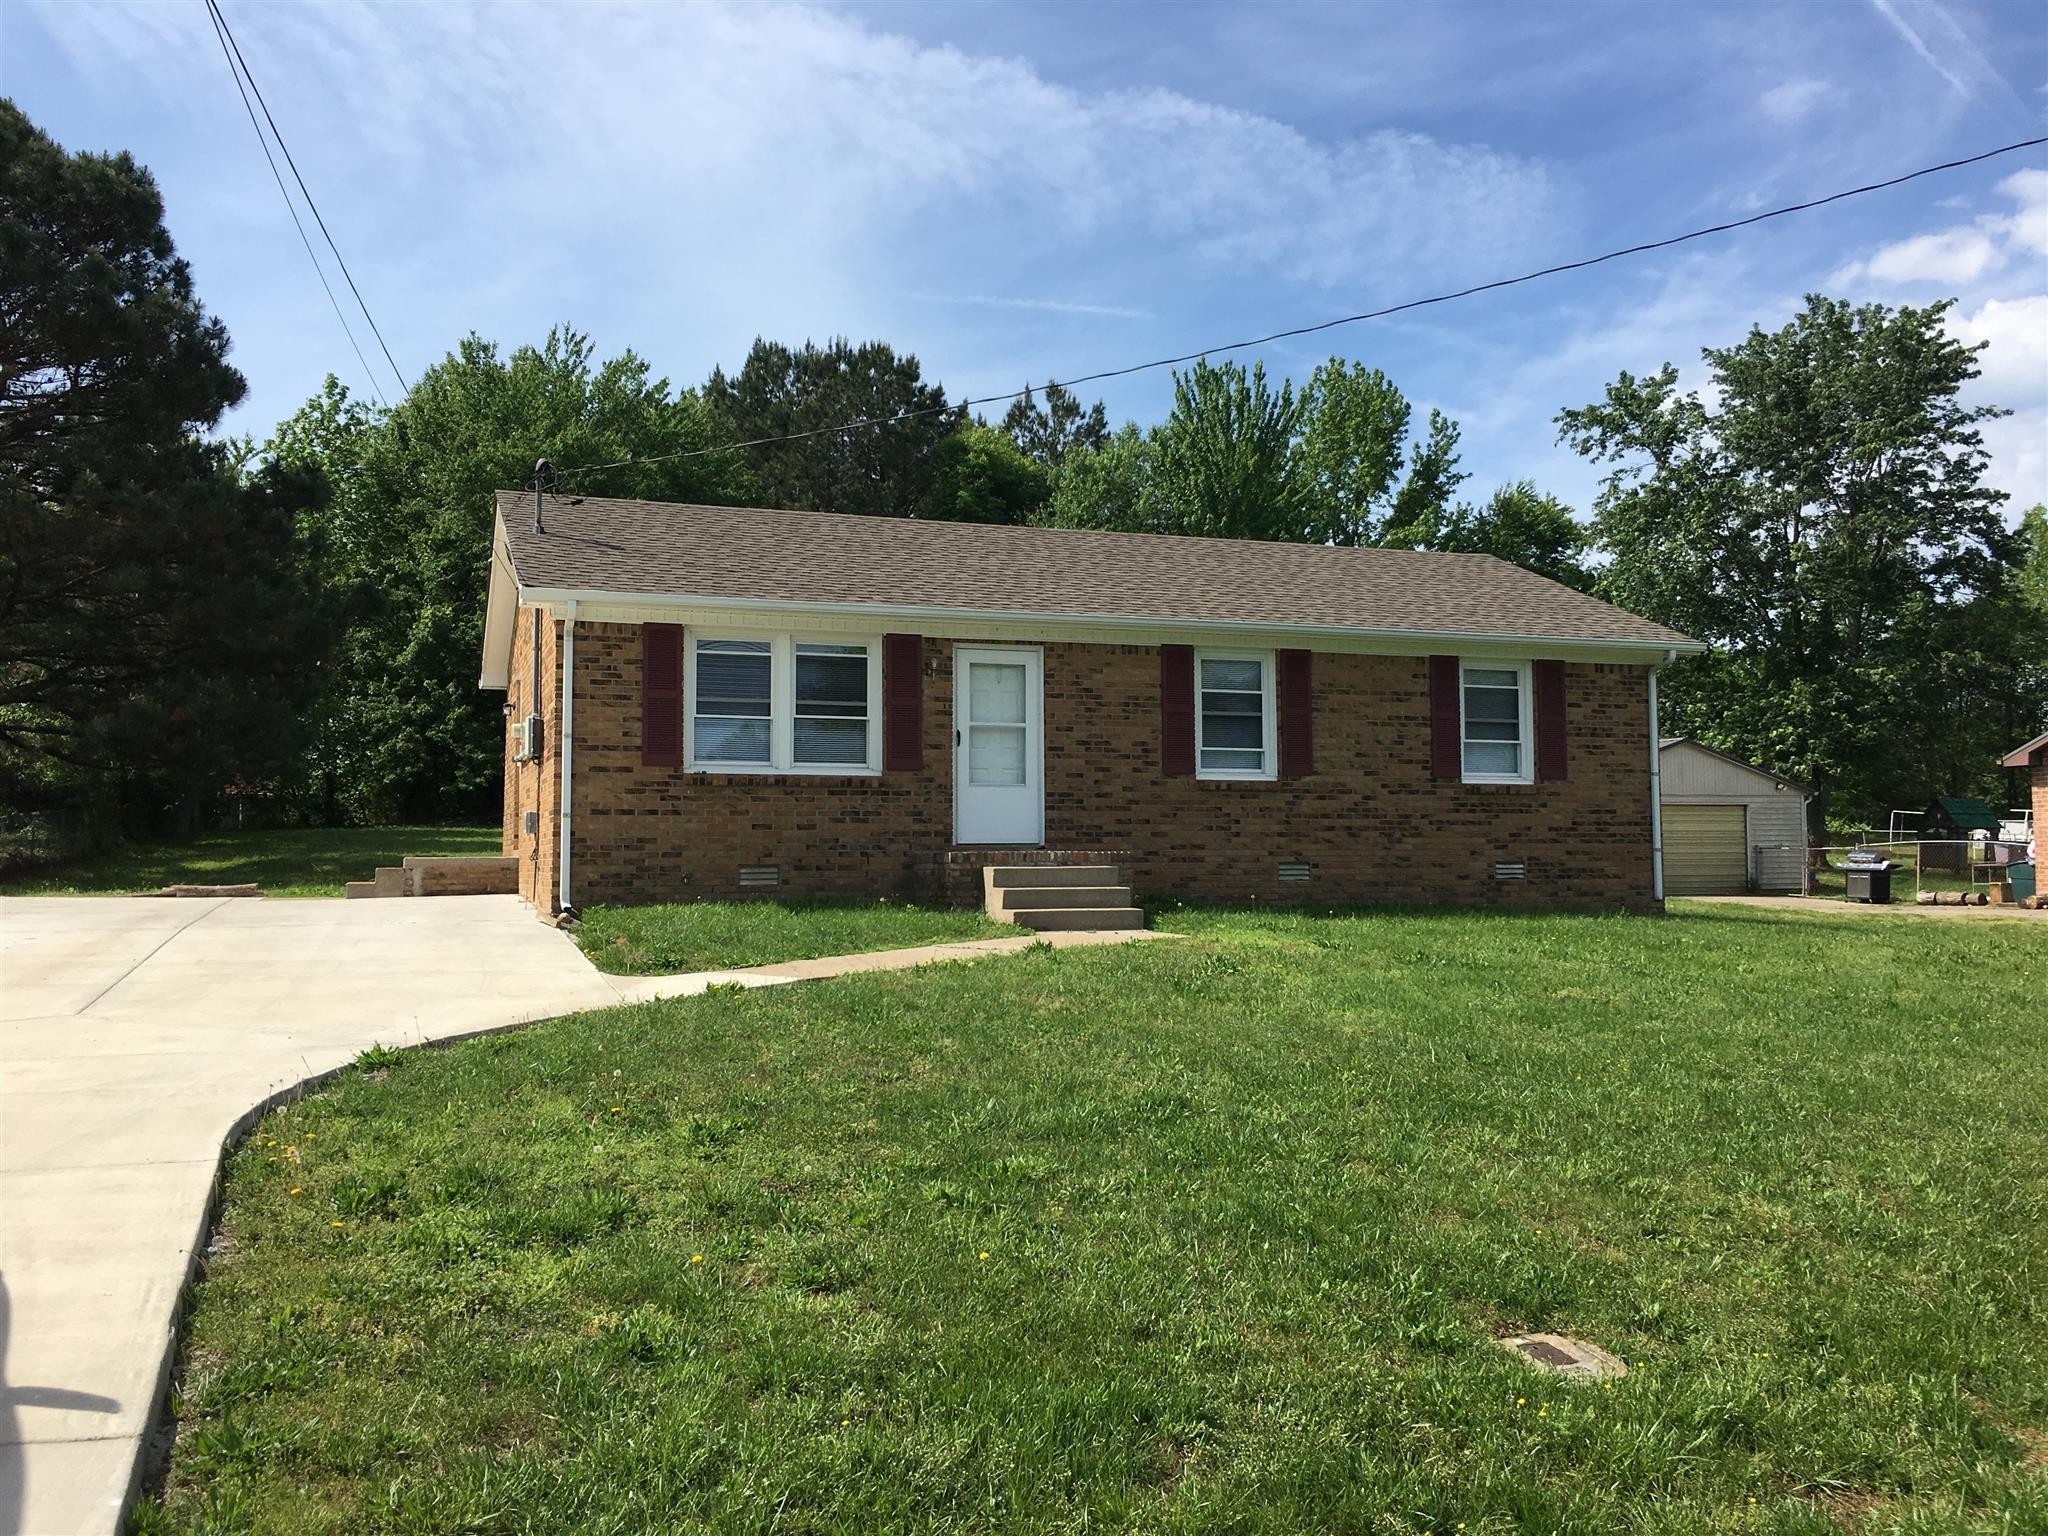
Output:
[2001, 731, 2048, 849]
[479, 491, 1704, 916]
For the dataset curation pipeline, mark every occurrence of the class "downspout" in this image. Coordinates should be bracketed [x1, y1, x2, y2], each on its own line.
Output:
[1648, 650, 1675, 903]
[558, 598, 577, 914]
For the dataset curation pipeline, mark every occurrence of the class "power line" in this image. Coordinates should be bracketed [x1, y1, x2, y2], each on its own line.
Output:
[203, 0, 387, 408]
[208, 0, 410, 398]
[554, 133, 2047, 485]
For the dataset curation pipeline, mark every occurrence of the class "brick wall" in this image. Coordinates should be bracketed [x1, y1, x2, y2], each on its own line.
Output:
[533, 623, 1659, 913]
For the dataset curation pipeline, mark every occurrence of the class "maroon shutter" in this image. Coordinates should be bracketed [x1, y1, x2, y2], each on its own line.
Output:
[1160, 645, 1195, 776]
[1533, 659, 1567, 781]
[642, 623, 682, 768]
[1277, 649, 1313, 778]
[882, 633, 923, 771]
[1428, 654, 1461, 779]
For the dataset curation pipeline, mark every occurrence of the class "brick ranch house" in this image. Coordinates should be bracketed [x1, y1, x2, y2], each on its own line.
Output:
[479, 491, 1704, 917]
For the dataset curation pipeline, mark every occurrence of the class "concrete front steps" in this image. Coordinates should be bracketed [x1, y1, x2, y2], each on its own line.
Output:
[983, 863, 1145, 931]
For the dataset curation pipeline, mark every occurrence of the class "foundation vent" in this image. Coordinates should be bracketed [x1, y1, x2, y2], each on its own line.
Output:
[1277, 862, 1312, 882]
[738, 865, 781, 889]
[1493, 861, 1527, 882]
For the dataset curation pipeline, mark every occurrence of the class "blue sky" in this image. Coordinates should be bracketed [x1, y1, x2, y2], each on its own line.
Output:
[8, 0, 2046, 518]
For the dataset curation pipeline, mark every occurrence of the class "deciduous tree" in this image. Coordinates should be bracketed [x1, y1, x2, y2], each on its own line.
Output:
[1296, 360, 1467, 546]
[1391, 480, 1594, 591]
[927, 422, 1049, 525]
[269, 330, 748, 821]
[1560, 295, 2022, 830]
[1145, 359, 1306, 541]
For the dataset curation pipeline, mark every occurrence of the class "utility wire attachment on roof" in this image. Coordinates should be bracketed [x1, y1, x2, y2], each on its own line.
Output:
[552, 133, 2048, 486]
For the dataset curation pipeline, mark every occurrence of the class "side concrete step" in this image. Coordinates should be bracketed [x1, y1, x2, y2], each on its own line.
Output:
[994, 885, 1132, 911]
[1004, 906, 1147, 932]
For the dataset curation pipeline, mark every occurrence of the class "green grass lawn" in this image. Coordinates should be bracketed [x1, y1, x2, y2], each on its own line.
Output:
[0, 825, 501, 899]
[141, 906, 2046, 1535]
[575, 899, 1014, 974]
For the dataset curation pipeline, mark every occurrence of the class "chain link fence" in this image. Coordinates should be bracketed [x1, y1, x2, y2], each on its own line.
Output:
[1798, 838, 2034, 902]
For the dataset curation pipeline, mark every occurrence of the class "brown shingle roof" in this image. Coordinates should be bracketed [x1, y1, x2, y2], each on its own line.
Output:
[497, 491, 1700, 652]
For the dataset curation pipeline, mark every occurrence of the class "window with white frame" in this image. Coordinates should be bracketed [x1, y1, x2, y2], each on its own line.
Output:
[793, 643, 870, 766]
[1461, 661, 1532, 783]
[688, 634, 878, 772]
[1196, 651, 1275, 778]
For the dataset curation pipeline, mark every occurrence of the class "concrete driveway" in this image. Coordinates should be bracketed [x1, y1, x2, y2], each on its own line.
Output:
[0, 895, 1155, 1534]
[0, 895, 681, 1536]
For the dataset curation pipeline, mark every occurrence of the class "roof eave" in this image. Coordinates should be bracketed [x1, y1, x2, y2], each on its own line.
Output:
[478, 514, 518, 689]
[1998, 729, 2048, 768]
[512, 582, 1709, 660]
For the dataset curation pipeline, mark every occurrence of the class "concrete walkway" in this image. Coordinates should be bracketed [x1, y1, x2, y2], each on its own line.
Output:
[0, 895, 1154, 1536]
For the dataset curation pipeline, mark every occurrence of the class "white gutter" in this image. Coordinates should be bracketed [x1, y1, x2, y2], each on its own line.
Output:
[514, 583, 1709, 660]
[558, 599, 577, 914]
[1649, 649, 1675, 903]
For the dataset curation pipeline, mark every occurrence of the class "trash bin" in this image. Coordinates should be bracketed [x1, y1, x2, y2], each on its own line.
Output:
[2012, 862, 2037, 902]
[1842, 851, 1896, 904]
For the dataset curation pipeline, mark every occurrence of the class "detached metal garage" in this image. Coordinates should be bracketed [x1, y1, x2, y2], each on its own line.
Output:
[1660, 738, 1809, 895]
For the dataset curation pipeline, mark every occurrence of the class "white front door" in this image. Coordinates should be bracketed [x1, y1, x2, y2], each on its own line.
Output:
[954, 646, 1044, 845]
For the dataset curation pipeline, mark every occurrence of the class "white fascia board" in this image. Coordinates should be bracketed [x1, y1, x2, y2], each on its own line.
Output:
[478, 514, 518, 689]
[511, 583, 1710, 664]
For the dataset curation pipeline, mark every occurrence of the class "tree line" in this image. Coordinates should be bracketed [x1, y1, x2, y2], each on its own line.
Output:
[4, 100, 2043, 845]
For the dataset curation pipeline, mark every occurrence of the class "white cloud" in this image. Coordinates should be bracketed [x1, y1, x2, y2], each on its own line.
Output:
[1980, 409, 2048, 514]
[1948, 295, 2048, 401]
[1859, 227, 2006, 285]
[1999, 169, 2048, 259]
[30, 1, 1566, 295]
[1830, 170, 2048, 287]
[1759, 77, 1834, 125]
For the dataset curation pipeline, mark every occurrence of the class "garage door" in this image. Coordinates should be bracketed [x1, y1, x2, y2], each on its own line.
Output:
[1664, 804, 1748, 895]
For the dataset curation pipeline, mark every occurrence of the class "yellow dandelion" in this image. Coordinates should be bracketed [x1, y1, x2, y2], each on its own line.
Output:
[840, 1418, 850, 1427]
[289, 1187, 302, 1196]
[1515, 1396, 1525, 1407]
[330, 1220, 344, 1228]
[978, 1251, 990, 1261]
[690, 1253, 704, 1264]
